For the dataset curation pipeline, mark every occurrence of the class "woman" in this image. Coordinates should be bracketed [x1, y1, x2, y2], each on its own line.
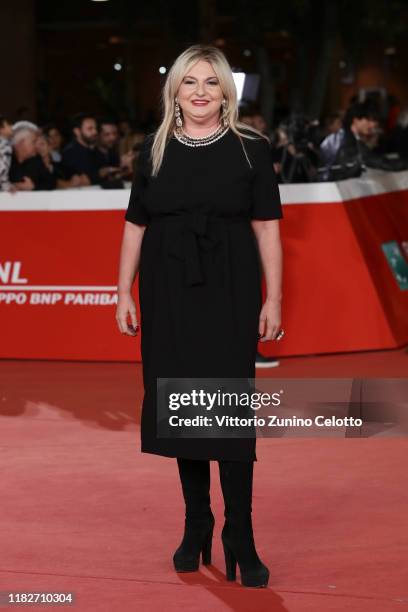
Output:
[42, 123, 64, 163]
[116, 44, 284, 588]
[35, 133, 82, 189]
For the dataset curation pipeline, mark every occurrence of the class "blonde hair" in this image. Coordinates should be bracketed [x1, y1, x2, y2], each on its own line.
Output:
[149, 44, 269, 176]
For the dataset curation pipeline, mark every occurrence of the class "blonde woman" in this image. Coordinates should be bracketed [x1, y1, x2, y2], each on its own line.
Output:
[116, 44, 283, 588]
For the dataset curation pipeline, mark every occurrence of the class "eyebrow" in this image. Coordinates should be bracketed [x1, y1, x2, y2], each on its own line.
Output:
[183, 75, 219, 80]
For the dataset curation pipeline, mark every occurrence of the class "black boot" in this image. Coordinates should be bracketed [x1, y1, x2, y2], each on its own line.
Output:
[218, 460, 269, 587]
[173, 457, 215, 572]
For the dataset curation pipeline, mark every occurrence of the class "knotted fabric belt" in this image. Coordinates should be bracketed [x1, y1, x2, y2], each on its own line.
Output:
[150, 211, 250, 287]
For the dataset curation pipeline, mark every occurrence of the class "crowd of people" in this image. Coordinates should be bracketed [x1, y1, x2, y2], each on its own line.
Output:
[241, 100, 408, 182]
[0, 113, 145, 193]
[1, 99, 408, 193]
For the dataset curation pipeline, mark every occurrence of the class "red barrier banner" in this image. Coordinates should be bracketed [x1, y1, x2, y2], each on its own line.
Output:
[1, 171, 407, 361]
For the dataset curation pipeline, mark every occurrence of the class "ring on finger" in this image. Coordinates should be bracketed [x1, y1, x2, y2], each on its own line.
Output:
[275, 329, 285, 341]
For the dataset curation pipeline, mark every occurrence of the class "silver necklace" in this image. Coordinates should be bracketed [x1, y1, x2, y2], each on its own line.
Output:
[173, 123, 229, 147]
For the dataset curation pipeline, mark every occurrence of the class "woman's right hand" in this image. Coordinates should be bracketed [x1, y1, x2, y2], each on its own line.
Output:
[116, 292, 139, 336]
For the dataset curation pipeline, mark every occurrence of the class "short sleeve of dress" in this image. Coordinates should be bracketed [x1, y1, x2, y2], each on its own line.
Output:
[124, 136, 152, 226]
[250, 137, 283, 220]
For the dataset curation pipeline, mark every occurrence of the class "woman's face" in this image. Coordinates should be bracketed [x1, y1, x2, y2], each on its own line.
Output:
[48, 128, 62, 150]
[177, 60, 224, 124]
[35, 134, 50, 157]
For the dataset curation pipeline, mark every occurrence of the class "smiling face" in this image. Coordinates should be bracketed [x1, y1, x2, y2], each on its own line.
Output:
[176, 60, 224, 126]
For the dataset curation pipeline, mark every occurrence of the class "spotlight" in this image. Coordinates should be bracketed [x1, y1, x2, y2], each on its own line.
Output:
[232, 72, 260, 103]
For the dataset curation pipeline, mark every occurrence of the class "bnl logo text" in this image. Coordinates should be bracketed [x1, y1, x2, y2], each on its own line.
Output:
[0, 262, 27, 284]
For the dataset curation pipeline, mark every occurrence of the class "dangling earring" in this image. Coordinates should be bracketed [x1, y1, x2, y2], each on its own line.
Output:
[175, 97, 183, 129]
[221, 98, 229, 128]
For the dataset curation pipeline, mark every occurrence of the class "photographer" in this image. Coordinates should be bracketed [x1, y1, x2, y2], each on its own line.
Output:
[271, 115, 320, 183]
[318, 101, 407, 181]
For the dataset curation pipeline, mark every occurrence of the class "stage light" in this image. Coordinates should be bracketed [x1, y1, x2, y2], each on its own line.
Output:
[232, 72, 260, 103]
[114, 63, 122, 71]
[159, 66, 167, 74]
[232, 72, 245, 100]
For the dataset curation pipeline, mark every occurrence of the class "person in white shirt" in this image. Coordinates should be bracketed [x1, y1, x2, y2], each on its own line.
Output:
[0, 115, 13, 192]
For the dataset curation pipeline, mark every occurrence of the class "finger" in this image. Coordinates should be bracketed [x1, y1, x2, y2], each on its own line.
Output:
[129, 308, 139, 332]
[258, 315, 266, 339]
[259, 316, 270, 341]
[116, 313, 134, 335]
[261, 317, 275, 341]
[270, 320, 281, 340]
[272, 324, 282, 340]
[116, 316, 126, 334]
[126, 316, 137, 335]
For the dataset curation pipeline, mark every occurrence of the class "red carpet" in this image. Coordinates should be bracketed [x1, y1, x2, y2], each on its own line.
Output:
[0, 349, 407, 611]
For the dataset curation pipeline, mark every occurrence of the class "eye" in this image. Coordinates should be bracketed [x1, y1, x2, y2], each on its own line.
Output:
[183, 79, 219, 85]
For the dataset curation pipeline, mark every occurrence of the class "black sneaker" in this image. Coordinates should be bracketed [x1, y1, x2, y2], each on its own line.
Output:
[255, 352, 280, 368]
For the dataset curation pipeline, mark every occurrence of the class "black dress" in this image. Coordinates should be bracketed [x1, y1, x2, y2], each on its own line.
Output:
[124, 127, 283, 461]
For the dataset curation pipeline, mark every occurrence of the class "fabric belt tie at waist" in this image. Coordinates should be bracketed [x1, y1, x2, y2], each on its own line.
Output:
[150, 211, 250, 287]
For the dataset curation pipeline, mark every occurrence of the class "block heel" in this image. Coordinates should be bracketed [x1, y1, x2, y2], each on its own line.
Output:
[201, 526, 213, 565]
[218, 460, 270, 588]
[222, 536, 237, 581]
[173, 512, 215, 572]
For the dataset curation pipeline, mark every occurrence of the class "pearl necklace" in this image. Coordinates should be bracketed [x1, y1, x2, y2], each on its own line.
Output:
[173, 123, 229, 147]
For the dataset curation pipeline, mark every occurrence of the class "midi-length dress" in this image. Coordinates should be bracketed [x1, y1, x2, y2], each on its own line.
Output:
[124, 126, 283, 461]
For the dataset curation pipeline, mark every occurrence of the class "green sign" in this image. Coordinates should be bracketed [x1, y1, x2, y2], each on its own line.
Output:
[381, 241, 408, 290]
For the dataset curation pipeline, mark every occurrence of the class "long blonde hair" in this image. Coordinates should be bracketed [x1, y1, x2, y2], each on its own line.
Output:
[149, 44, 269, 176]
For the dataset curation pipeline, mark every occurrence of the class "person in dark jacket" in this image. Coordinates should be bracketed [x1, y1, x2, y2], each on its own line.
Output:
[9, 121, 56, 191]
[97, 117, 135, 184]
[61, 113, 108, 186]
[319, 101, 407, 181]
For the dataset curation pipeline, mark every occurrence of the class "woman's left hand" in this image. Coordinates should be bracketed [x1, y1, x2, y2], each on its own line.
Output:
[258, 299, 282, 342]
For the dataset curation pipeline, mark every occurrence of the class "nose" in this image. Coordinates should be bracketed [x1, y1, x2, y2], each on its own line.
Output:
[195, 82, 206, 95]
